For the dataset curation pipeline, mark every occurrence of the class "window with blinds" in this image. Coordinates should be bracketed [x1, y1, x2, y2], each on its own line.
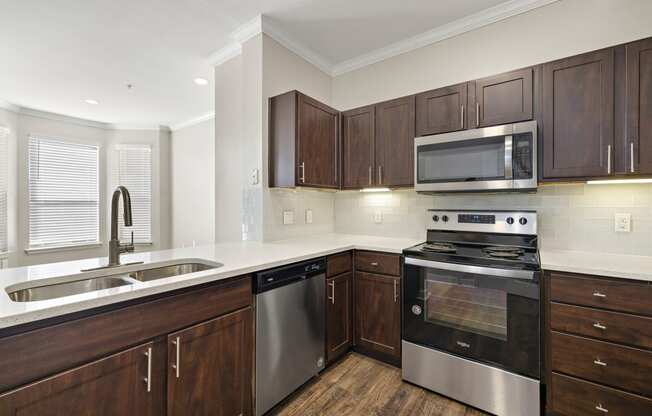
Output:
[0, 127, 8, 253]
[28, 136, 100, 249]
[115, 145, 152, 244]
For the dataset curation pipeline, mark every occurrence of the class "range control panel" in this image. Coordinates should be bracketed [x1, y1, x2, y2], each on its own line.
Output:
[427, 210, 537, 235]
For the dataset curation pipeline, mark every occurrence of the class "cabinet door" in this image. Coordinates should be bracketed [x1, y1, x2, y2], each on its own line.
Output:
[415, 83, 467, 136]
[168, 307, 253, 416]
[355, 272, 401, 360]
[542, 49, 615, 179]
[341, 106, 375, 189]
[627, 38, 652, 175]
[297, 93, 339, 188]
[375, 96, 416, 187]
[470, 68, 533, 128]
[0, 342, 156, 415]
[326, 272, 353, 363]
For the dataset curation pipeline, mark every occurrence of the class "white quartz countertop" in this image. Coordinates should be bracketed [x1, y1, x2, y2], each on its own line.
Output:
[540, 249, 652, 282]
[0, 234, 421, 329]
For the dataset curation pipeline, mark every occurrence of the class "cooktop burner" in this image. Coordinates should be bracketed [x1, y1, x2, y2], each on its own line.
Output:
[422, 242, 456, 253]
[483, 246, 524, 259]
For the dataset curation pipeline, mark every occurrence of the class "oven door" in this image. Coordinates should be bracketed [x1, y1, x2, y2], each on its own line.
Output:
[403, 257, 540, 379]
[414, 121, 537, 192]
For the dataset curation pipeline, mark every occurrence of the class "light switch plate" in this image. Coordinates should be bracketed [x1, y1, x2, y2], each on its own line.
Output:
[305, 209, 313, 224]
[283, 210, 294, 225]
[614, 213, 631, 232]
[374, 210, 383, 224]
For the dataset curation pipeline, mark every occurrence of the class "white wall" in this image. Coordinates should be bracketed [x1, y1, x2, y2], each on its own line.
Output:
[0, 108, 18, 266]
[332, 0, 652, 109]
[171, 118, 215, 247]
[214, 54, 245, 242]
[261, 34, 335, 241]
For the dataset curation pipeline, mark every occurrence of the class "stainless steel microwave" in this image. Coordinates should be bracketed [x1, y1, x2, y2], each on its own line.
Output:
[414, 120, 537, 193]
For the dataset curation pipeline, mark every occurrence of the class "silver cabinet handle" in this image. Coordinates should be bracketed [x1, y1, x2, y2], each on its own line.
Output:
[607, 145, 612, 175]
[378, 166, 383, 184]
[368, 165, 372, 185]
[171, 336, 180, 378]
[393, 279, 398, 303]
[370, 262, 379, 267]
[595, 404, 609, 413]
[476, 102, 480, 127]
[460, 105, 464, 130]
[456, 341, 471, 349]
[594, 358, 607, 367]
[298, 162, 306, 183]
[143, 347, 152, 392]
[328, 281, 335, 304]
[631, 142, 636, 173]
[593, 322, 607, 330]
[593, 292, 607, 298]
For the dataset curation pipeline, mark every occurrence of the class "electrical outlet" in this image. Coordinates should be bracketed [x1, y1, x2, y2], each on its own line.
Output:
[283, 210, 294, 225]
[374, 210, 383, 224]
[250, 168, 259, 185]
[305, 209, 313, 224]
[614, 213, 631, 232]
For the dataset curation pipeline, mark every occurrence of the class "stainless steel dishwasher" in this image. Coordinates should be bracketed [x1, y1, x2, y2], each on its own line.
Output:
[254, 258, 326, 416]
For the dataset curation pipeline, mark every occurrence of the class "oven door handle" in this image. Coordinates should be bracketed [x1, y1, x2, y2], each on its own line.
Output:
[405, 257, 536, 281]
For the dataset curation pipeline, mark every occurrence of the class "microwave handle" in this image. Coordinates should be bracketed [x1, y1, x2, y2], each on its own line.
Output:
[504, 135, 513, 180]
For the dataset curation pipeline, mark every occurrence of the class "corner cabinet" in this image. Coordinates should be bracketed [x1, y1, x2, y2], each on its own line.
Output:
[269, 90, 339, 189]
[626, 38, 652, 175]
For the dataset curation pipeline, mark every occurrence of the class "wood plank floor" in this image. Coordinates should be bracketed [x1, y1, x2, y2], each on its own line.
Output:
[271, 353, 489, 416]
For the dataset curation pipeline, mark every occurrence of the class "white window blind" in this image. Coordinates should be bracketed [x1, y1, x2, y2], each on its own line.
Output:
[115, 145, 152, 244]
[0, 127, 8, 253]
[28, 136, 99, 249]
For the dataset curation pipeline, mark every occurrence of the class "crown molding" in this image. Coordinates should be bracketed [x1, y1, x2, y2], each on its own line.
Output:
[170, 112, 215, 131]
[0, 99, 20, 113]
[108, 123, 168, 131]
[331, 0, 561, 76]
[19, 107, 111, 129]
[209, 42, 242, 66]
[231, 15, 263, 44]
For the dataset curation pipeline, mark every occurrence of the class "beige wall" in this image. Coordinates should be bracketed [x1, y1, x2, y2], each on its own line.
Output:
[171, 118, 215, 248]
[0, 108, 18, 266]
[332, 0, 652, 110]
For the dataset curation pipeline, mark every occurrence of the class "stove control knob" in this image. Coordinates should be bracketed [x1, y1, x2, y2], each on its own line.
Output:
[432, 215, 439, 222]
[411, 305, 422, 316]
[506, 217, 514, 225]
[442, 215, 449, 222]
[519, 217, 528, 225]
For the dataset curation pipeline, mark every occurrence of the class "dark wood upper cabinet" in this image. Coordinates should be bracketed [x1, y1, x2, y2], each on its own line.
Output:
[415, 83, 467, 136]
[374, 95, 416, 187]
[326, 272, 353, 363]
[0, 342, 156, 415]
[167, 307, 253, 416]
[269, 90, 339, 189]
[542, 49, 615, 179]
[355, 271, 401, 362]
[469, 67, 533, 128]
[626, 38, 652, 175]
[341, 106, 375, 189]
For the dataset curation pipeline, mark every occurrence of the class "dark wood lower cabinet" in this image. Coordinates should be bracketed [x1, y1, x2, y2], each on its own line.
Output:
[0, 342, 157, 415]
[168, 307, 253, 416]
[354, 272, 401, 363]
[326, 272, 352, 363]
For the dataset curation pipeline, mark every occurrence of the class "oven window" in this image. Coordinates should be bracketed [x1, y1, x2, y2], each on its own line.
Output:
[425, 278, 507, 340]
[417, 136, 506, 183]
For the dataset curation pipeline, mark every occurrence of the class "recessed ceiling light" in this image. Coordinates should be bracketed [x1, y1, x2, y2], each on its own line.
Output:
[84, 99, 99, 105]
[193, 78, 209, 86]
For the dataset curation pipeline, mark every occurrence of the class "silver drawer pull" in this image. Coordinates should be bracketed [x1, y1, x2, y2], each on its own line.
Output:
[593, 322, 607, 330]
[595, 404, 609, 413]
[143, 347, 152, 392]
[593, 292, 607, 298]
[370, 262, 379, 266]
[594, 359, 607, 367]
[456, 341, 471, 349]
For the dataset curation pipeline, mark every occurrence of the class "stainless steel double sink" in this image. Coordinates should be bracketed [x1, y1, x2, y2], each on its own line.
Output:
[6, 261, 222, 302]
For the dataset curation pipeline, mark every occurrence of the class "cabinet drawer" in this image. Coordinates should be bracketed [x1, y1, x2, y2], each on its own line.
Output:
[355, 251, 400, 276]
[551, 373, 652, 416]
[549, 272, 652, 315]
[551, 332, 652, 396]
[327, 252, 352, 277]
[551, 302, 652, 349]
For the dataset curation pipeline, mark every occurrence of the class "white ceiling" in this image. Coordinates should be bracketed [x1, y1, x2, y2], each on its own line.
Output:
[0, 0, 552, 128]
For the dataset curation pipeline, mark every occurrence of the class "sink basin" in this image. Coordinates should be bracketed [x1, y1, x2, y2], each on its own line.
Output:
[6, 260, 222, 303]
[7, 276, 133, 302]
[127, 262, 218, 282]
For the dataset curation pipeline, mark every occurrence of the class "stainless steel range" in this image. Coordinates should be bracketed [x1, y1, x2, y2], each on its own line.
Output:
[402, 210, 541, 416]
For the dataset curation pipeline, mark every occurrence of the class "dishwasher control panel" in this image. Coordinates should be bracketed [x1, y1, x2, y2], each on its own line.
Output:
[253, 258, 326, 293]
